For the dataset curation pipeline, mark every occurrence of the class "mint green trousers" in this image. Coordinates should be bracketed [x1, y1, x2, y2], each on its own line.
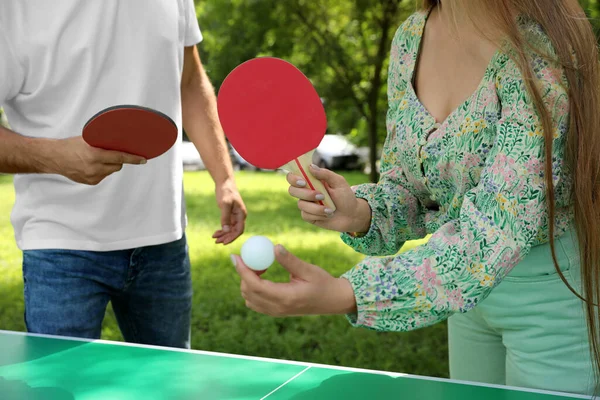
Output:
[448, 227, 595, 395]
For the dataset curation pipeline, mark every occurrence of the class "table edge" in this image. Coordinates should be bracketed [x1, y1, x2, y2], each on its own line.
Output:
[0, 330, 591, 399]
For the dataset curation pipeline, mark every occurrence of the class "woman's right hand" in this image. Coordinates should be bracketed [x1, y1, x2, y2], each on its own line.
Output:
[286, 164, 371, 234]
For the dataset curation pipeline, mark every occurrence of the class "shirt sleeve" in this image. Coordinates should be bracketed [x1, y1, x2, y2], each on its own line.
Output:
[183, 0, 203, 47]
[340, 16, 429, 257]
[341, 51, 570, 331]
[0, 23, 24, 104]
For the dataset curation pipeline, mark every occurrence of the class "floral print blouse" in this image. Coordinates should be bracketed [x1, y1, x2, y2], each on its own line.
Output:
[340, 10, 572, 331]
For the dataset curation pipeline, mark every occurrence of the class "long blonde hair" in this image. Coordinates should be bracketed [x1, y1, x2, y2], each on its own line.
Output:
[420, 0, 600, 390]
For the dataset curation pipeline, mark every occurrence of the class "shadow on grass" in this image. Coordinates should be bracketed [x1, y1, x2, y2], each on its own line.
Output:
[182, 180, 448, 378]
[187, 240, 449, 378]
[0, 275, 25, 333]
[184, 187, 361, 241]
[0, 171, 449, 379]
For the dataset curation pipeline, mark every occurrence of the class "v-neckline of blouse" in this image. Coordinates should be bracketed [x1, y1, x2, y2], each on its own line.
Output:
[407, 8, 503, 133]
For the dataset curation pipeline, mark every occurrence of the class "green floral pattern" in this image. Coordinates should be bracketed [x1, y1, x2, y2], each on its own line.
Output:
[340, 11, 572, 331]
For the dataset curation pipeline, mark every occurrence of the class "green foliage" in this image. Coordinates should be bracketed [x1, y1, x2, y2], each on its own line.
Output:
[197, 0, 413, 149]
[581, 0, 600, 36]
[197, 0, 600, 153]
[0, 171, 445, 377]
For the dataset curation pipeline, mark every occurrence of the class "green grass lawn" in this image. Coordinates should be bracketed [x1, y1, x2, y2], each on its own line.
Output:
[0, 171, 448, 378]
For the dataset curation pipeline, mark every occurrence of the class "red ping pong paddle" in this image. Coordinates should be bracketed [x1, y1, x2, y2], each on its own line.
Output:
[83, 105, 178, 160]
[216, 57, 336, 211]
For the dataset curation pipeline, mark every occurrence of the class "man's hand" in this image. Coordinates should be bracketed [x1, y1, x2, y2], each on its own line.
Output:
[181, 46, 247, 244]
[47, 136, 147, 185]
[0, 126, 145, 180]
[212, 179, 247, 244]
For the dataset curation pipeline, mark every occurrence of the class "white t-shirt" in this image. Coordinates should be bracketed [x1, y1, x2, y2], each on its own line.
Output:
[0, 0, 203, 251]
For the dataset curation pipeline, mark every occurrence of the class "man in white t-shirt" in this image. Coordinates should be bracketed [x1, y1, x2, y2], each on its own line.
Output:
[0, 1, 246, 348]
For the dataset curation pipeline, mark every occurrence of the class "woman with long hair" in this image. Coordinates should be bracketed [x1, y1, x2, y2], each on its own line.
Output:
[232, 0, 600, 394]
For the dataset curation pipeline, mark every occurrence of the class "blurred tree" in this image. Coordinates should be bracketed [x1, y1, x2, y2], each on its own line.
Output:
[197, 0, 412, 181]
[581, 0, 600, 36]
[196, 0, 599, 182]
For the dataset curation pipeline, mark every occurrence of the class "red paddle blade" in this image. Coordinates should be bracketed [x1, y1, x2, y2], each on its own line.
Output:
[83, 105, 177, 160]
[217, 57, 326, 170]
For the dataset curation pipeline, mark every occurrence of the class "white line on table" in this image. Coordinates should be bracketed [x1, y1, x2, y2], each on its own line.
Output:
[261, 366, 311, 399]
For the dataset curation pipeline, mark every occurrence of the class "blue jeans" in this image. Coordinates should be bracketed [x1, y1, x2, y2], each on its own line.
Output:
[22, 234, 192, 348]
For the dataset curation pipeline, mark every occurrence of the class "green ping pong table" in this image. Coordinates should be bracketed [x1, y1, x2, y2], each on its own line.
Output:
[0, 330, 591, 400]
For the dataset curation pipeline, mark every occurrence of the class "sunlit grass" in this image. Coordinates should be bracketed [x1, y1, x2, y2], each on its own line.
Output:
[0, 171, 444, 377]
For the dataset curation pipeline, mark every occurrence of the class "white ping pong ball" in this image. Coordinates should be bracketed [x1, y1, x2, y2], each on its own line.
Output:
[240, 236, 275, 272]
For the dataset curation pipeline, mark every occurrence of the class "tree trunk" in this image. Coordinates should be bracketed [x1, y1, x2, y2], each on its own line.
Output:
[367, 116, 379, 182]
[366, 0, 399, 182]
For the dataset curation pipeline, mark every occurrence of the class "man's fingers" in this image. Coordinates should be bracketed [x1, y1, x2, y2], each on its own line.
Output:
[219, 203, 233, 233]
[214, 220, 244, 245]
[99, 164, 123, 175]
[96, 149, 147, 165]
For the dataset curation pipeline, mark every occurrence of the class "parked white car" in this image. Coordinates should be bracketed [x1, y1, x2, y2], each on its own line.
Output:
[229, 146, 275, 171]
[312, 134, 364, 170]
[229, 134, 364, 172]
[180, 140, 205, 170]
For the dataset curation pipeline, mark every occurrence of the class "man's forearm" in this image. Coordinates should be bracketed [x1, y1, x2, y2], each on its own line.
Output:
[181, 52, 235, 186]
[0, 125, 57, 174]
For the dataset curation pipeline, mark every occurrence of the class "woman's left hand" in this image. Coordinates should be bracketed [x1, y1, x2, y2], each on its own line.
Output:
[231, 245, 357, 317]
